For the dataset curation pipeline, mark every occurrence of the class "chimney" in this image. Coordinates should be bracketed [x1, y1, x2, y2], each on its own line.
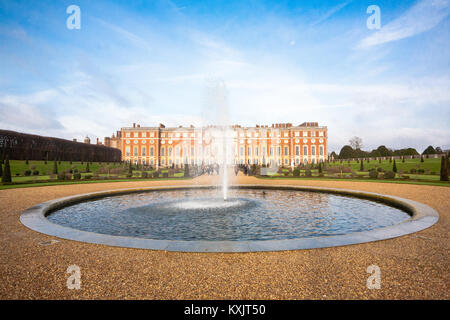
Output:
[133, 123, 136, 128]
[137, 124, 140, 128]
[73, 138, 77, 142]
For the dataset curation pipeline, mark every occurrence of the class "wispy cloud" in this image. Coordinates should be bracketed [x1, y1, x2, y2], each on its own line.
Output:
[94, 18, 153, 52]
[358, 0, 450, 48]
[311, 1, 353, 26]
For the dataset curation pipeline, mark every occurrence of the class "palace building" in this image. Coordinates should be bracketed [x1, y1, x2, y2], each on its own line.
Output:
[104, 122, 328, 168]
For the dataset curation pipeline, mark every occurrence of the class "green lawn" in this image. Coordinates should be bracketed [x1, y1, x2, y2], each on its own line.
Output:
[327, 157, 441, 174]
[8, 160, 123, 176]
[1, 160, 189, 187]
[258, 175, 449, 187]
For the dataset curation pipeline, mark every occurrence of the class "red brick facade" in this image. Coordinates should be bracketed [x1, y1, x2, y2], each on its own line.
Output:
[105, 122, 328, 167]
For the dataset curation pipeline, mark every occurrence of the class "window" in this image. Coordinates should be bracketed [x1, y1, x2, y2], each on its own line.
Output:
[255, 147, 259, 156]
[142, 147, 146, 156]
[303, 146, 308, 156]
[284, 158, 288, 165]
[161, 147, 165, 156]
[134, 147, 138, 156]
[248, 146, 251, 157]
[134, 132, 138, 138]
[302, 131, 307, 137]
[168, 147, 172, 156]
[295, 145, 300, 156]
[126, 132, 130, 137]
[311, 146, 316, 156]
[284, 146, 288, 156]
[262, 147, 266, 155]
[175, 146, 180, 156]
[270, 147, 273, 156]
[150, 147, 154, 156]
[142, 159, 146, 165]
[319, 145, 324, 156]
[240, 147, 244, 156]
[142, 132, 147, 138]
[277, 146, 281, 156]
[125, 146, 130, 157]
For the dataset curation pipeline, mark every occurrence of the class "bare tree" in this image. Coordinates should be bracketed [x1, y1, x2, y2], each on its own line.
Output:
[349, 136, 363, 150]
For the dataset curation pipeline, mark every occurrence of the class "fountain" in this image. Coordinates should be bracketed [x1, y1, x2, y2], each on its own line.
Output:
[202, 79, 234, 201]
[18, 83, 439, 252]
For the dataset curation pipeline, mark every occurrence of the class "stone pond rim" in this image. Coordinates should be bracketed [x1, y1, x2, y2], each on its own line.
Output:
[19, 185, 439, 252]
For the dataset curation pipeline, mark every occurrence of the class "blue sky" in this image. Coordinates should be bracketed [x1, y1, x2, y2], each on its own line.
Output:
[0, 0, 449, 153]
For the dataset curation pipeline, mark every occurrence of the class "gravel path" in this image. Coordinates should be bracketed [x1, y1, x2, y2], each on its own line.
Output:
[0, 176, 448, 299]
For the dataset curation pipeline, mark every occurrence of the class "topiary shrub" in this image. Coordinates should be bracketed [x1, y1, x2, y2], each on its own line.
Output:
[384, 170, 395, 179]
[305, 169, 312, 177]
[293, 168, 300, 176]
[163, 172, 169, 178]
[73, 173, 81, 180]
[141, 171, 148, 178]
[410, 168, 417, 174]
[25, 170, 32, 176]
[153, 171, 160, 178]
[57, 172, 66, 180]
[369, 169, 378, 179]
[84, 174, 92, 180]
[32, 170, 39, 176]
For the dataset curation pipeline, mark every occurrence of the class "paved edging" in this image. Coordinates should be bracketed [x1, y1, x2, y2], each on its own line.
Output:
[19, 185, 439, 252]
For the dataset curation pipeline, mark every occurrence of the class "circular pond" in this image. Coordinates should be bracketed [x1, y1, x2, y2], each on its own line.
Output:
[20, 185, 439, 252]
[47, 188, 411, 241]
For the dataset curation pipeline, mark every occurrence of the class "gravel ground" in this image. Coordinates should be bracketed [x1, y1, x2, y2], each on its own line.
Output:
[0, 176, 448, 299]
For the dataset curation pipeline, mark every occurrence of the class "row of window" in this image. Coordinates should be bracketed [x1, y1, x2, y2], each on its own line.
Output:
[240, 145, 324, 157]
[124, 130, 326, 139]
[126, 145, 325, 158]
[130, 157, 325, 166]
